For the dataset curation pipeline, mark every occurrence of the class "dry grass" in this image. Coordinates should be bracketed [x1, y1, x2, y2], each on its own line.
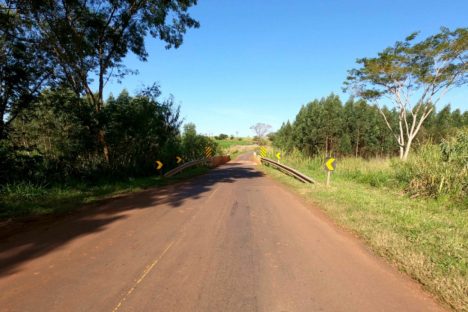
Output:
[222, 144, 258, 159]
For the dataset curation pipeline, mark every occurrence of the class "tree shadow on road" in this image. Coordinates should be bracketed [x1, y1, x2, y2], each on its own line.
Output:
[0, 165, 264, 277]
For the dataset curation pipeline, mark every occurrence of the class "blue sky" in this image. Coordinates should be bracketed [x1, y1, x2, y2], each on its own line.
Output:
[104, 0, 468, 136]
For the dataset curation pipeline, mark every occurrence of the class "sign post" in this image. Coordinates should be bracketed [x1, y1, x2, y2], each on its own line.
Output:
[324, 157, 336, 186]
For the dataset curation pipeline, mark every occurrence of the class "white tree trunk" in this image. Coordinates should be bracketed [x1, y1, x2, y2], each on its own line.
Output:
[402, 137, 413, 161]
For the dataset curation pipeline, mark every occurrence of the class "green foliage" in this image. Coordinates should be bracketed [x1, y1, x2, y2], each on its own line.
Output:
[275, 127, 467, 202]
[4, 89, 99, 183]
[7, 0, 199, 104]
[393, 128, 468, 200]
[344, 27, 467, 102]
[2, 0, 200, 162]
[344, 27, 467, 160]
[215, 133, 229, 140]
[338, 133, 352, 155]
[0, 85, 218, 218]
[0, 5, 53, 138]
[3, 88, 183, 184]
[274, 94, 467, 159]
[274, 121, 294, 152]
[273, 95, 397, 158]
[0, 166, 209, 219]
[215, 138, 253, 149]
[181, 123, 218, 160]
[105, 86, 182, 176]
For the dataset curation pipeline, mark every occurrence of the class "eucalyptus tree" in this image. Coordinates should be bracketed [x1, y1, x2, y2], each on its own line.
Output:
[345, 27, 467, 160]
[5, 0, 199, 160]
[0, 3, 54, 139]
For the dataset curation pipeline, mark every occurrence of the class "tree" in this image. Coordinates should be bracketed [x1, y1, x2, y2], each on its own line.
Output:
[344, 27, 467, 160]
[338, 133, 352, 155]
[273, 121, 294, 152]
[0, 4, 54, 139]
[7, 0, 199, 160]
[181, 123, 217, 160]
[6, 85, 183, 182]
[320, 94, 343, 156]
[250, 123, 272, 142]
[183, 123, 197, 138]
[105, 86, 182, 175]
[434, 104, 455, 141]
[216, 133, 228, 140]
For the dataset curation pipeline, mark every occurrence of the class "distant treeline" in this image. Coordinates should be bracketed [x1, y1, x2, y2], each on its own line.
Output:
[1, 87, 217, 185]
[273, 94, 468, 158]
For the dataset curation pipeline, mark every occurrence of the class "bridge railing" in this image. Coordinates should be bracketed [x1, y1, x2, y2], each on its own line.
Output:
[164, 155, 231, 178]
[164, 159, 207, 178]
[260, 157, 316, 184]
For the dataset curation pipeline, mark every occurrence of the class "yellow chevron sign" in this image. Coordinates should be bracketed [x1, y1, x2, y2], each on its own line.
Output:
[156, 160, 163, 170]
[176, 156, 183, 164]
[276, 152, 281, 161]
[204, 146, 213, 158]
[325, 157, 336, 171]
[259, 146, 267, 157]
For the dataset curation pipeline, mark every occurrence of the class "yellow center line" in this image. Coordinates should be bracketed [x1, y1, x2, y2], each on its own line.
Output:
[112, 184, 220, 311]
[112, 240, 175, 312]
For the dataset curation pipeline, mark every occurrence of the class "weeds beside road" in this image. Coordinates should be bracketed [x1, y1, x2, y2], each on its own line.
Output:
[0, 167, 209, 220]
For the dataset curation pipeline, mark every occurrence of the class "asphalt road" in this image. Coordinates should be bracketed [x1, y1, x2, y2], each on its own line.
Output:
[0, 156, 444, 312]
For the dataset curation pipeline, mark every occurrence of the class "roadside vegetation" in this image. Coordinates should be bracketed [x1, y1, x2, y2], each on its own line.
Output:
[0, 167, 208, 220]
[0, 1, 216, 220]
[0, 89, 217, 219]
[261, 138, 467, 311]
[264, 28, 468, 311]
[215, 137, 254, 149]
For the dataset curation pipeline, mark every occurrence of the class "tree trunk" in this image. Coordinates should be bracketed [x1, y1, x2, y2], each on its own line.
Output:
[355, 129, 360, 157]
[325, 136, 328, 157]
[0, 119, 5, 141]
[98, 59, 111, 163]
[98, 129, 110, 162]
[402, 138, 413, 161]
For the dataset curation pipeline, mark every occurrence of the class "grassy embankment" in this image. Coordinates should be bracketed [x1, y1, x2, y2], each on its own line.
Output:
[0, 167, 208, 220]
[215, 138, 257, 159]
[260, 150, 467, 312]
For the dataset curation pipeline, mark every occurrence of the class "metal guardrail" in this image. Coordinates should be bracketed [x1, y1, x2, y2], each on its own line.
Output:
[164, 159, 207, 178]
[260, 157, 316, 184]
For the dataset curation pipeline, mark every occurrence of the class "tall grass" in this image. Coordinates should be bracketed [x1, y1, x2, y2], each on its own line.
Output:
[268, 129, 467, 205]
[0, 167, 209, 219]
[393, 129, 467, 203]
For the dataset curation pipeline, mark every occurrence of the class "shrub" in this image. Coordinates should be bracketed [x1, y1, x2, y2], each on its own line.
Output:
[393, 128, 467, 201]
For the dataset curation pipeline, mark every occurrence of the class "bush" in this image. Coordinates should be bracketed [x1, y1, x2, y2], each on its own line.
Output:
[393, 128, 467, 201]
[181, 123, 218, 160]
